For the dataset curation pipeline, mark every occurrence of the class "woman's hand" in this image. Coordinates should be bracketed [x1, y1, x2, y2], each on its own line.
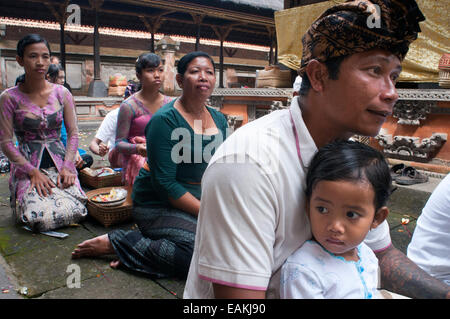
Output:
[136, 143, 147, 157]
[29, 168, 55, 197]
[57, 167, 77, 189]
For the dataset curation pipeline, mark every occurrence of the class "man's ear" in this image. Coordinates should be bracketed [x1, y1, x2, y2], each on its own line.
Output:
[372, 206, 389, 229]
[16, 55, 24, 67]
[304, 59, 328, 93]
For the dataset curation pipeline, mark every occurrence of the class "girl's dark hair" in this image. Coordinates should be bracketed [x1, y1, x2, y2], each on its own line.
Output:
[135, 53, 162, 75]
[17, 34, 51, 58]
[299, 55, 348, 97]
[47, 63, 64, 82]
[177, 51, 215, 75]
[305, 140, 393, 211]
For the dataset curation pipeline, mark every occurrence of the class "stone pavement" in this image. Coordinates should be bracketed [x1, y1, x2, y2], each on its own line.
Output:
[0, 121, 444, 299]
[0, 122, 184, 299]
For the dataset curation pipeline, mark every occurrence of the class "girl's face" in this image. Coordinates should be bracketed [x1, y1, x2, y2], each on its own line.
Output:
[177, 56, 216, 99]
[306, 179, 387, 261]
[138, 62, 165, 89]
[56, 70, 65, 85]
[16, 42, 50, 80]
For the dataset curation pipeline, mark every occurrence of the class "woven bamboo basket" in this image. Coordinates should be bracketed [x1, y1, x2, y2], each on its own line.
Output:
[79, 167, 123, 188]
[86, 187, 132, 227]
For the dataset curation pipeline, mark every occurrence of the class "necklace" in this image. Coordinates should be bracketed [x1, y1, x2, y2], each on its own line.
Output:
[176, 99, 210, 133]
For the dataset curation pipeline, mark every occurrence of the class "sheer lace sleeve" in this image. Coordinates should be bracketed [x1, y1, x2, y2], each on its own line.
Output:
[0, 90, 35, 174]
[60, 87, 78, 173]
[115, 101, 138, 155]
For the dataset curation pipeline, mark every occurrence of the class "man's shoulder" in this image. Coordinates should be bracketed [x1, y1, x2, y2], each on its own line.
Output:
[105, 108, 119, 121]
[208, 109, 293, 176]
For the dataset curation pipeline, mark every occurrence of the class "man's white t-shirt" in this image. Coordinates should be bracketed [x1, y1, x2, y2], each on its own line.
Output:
[183, 97, 391, 299]
[95, 108, 119, 150]
[407, 174, 450, 285]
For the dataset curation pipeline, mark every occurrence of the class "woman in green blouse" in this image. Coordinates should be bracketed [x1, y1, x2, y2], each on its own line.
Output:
[72, 52, 228, 278]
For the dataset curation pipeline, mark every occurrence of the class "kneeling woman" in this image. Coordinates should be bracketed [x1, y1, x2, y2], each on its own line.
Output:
[72, 52, 228, 278]
[0, 34, 87, 232]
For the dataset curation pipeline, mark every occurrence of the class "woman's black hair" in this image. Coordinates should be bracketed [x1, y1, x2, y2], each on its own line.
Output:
[177, 51, 215, 75]
[47, 63, 64, 83]
[305, 140, 393, 211]
[16, 34, 51, 58]
[135, 53, 162, 75]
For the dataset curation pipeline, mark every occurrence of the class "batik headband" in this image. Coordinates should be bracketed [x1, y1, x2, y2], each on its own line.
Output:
[298, 0, 425, 76]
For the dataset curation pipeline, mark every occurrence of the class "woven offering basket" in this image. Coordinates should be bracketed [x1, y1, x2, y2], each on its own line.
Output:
[79, 167, 123, 188]
[86, 187, 132, 227]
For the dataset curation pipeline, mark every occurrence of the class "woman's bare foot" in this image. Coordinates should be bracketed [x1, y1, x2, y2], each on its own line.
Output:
[110, 260, 121, 269]
[71, 234, 115, 259]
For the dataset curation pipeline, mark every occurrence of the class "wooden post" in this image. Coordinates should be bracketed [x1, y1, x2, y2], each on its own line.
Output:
[59, 22, 66, 70]
[196, 24, 201, 51]
[140, 16, 162, 53]
[191, 14, 204, 52]
[212, 26, 232, 88]
[87, 0, 107, 97]
[151, 31, 155, 53]
[45, 1, 68, 69]
[93, 6, 100, 80]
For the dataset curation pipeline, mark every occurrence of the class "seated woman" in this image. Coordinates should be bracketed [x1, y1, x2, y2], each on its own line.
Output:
[72, 51, 228, 278]
[0, 34, 87, 232]
[110, 53, 173, 186]
[47, 63, 93, 170]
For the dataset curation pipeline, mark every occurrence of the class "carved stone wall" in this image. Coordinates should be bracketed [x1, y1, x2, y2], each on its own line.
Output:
[373, 89, 450, 167]
[393, 90, 450, 125]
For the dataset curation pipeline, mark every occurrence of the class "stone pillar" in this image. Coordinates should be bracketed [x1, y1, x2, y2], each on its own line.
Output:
[155, 36, 180, 96]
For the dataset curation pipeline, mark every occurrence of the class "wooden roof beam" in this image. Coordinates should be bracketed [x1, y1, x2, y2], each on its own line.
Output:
[117, 0, 275, 27]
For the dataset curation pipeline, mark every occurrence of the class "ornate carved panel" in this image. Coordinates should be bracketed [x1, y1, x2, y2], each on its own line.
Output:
[393, 89, 450, 125]
[393, 100, 433, 125]
[376, 133, 447, 161]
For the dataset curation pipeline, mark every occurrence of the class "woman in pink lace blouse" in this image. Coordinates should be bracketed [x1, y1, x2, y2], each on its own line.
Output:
[111, 53, 173, 186]
[0, 34, 87, 232]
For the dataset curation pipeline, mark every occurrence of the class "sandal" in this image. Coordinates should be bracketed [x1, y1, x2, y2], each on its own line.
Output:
[395, 166, 429, 185]
[390, 163, 405, 179]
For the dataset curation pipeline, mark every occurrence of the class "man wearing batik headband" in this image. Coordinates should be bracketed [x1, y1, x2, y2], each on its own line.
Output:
[184, 0, 450, 299]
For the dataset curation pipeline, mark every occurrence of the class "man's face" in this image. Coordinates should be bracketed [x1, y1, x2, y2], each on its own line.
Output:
[321, 49, 401, 138]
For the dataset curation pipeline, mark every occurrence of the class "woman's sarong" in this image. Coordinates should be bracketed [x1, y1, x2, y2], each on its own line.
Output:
[17, 167, 87, 232]
[108, 205, 197, 278]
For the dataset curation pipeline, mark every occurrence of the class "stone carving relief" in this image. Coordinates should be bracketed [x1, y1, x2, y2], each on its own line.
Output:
[376, 133, 447, 160]
[225, 114, 244, 132]
[393, 100, 433, 125]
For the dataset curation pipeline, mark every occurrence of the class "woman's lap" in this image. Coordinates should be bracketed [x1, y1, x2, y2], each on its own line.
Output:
[108, 205, 197, 278]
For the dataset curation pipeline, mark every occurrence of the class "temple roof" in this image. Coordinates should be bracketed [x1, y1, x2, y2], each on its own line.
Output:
[0, 0, 283, 46]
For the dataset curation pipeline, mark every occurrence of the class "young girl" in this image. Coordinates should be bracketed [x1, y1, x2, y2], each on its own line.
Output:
[281, 140, 392, 299]
[110, 53, 173, 186]
[0, 34, 87, 232]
